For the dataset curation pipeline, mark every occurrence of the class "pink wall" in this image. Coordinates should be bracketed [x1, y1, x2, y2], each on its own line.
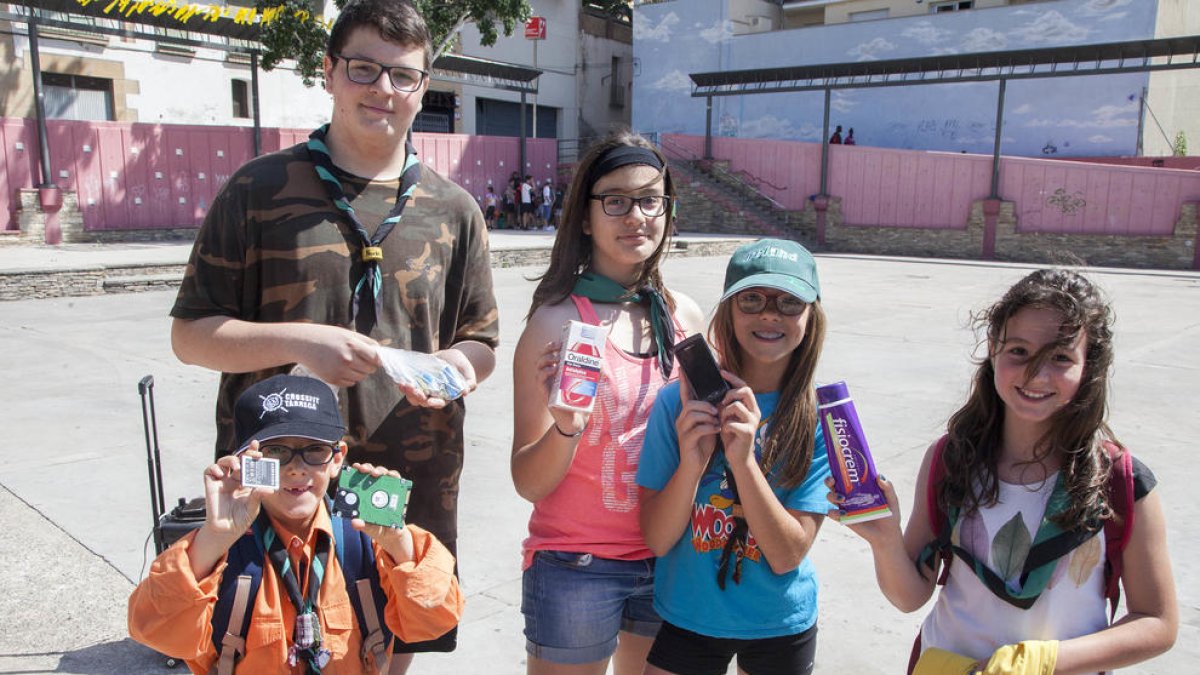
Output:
[1, 118, 556, 232]
[999, 155, 1200, 236]
[662, 134, 1200, 236]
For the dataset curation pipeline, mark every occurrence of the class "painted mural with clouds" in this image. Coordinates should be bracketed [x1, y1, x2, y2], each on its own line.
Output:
[633, 0, 1153, 157]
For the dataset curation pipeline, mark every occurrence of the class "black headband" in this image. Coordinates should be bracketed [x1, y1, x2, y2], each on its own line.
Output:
[585, 145, 665, 192]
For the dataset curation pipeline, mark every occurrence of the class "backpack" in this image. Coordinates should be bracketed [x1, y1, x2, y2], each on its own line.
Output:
[907, 437, 1135, 674]
[209, 508, 393, 675]
[923, 435, 1135, 616]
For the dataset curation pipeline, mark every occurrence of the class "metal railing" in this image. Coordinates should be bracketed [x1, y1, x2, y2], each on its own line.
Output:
[654, 133, 789, 212]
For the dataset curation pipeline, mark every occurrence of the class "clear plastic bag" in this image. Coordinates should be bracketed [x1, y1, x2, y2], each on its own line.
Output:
[377, 346, 468, 401]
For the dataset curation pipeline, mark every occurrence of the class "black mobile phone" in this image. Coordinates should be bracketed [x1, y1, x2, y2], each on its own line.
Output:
[672, 333, 729, 405]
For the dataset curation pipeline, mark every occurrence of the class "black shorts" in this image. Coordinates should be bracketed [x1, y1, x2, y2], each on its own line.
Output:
[485, 205, 496, 219]
[646, 620, 817, 675]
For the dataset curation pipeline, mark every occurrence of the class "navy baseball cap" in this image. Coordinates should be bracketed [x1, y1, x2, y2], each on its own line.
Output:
[234, 374, 345, 453]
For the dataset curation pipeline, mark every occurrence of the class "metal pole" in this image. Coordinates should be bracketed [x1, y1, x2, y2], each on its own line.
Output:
[531, 40, 538, 139]
[519, 91, 528, 179]
[1135, 86, 1146, 157]
[27, 16, 54, 189]
[250, 51, 262, 157]
[819, 88, 831, 197]
[990, 78, 1007, 200]
[704, 96, 713, 160]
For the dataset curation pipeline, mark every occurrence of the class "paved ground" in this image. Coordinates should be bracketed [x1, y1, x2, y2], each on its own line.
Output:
[0, 247, 1196, 674]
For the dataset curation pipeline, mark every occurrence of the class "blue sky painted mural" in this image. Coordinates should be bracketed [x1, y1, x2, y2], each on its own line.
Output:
[632, 0, 1155, 157]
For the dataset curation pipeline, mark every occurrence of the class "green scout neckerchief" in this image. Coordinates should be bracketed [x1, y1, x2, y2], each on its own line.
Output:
[307, 124, 420, 333]
[256, 515, 333, 673]
[918, 473, 1099, 610]
[573, 271, 675, 378]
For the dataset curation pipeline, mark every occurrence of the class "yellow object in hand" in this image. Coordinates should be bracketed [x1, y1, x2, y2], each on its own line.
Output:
[982, 640, 1059, 675]
[913, 648, 979, 675]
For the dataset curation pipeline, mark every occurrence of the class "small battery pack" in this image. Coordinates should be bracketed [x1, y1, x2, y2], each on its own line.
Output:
[241, 456, 280, 489]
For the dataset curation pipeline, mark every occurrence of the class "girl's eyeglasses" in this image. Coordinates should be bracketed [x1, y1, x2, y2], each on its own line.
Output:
[590, 194, 671, 217]
[335, 54, 428, 93]
[734, 290, 808, 316]
[258, 443, 338, 466]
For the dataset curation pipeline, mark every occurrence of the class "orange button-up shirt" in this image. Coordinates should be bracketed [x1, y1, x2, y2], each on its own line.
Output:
[128, 506, 463, 674]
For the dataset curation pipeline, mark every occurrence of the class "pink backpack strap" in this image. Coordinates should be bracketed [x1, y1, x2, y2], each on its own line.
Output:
[1102, 441, 1135, 619]
[570, 294, 601, 325]
[926, 435, 953, 586]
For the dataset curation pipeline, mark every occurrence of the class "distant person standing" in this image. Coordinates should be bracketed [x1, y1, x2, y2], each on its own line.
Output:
[551, 182, 565, 228]
[521, 174, 535, 229]
[844, 128, 857, 146]
[503, 180, 517, 228]
[541, 179, 554, 229]
[484, 184, 498, 229]
[829, 125, 843, 145]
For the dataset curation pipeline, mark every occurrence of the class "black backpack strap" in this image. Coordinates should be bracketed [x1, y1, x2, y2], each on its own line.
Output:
[210, 524, 266, 675]
[333, 514, 394, 674]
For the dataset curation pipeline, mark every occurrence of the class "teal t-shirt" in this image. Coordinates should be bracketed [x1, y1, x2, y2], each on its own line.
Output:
[636, 381, 832, 639]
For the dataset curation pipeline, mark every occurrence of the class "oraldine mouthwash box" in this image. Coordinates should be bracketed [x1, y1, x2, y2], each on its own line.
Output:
[551, 321, 607, 413]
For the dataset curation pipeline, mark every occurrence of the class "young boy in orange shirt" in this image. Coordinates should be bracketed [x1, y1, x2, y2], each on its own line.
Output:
[128, 374, 463, 674]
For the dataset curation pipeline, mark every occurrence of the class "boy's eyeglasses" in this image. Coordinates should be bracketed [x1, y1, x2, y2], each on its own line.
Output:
[258, 443, 338, 466]
[734, 290, 808, 316]
[334, 54, 427, 93]
[590, 194, 671, 217]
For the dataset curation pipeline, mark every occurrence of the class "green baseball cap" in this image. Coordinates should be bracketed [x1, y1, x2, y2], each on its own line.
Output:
[721, 239, 820, 303]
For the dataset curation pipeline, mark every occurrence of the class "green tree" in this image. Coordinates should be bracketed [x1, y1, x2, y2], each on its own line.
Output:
[255, 0, 532, 87]
[1173, 130, 1188, 157]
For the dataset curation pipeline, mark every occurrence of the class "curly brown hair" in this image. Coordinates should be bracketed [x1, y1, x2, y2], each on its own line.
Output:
[709, 299, 827, 489]
[939, 268, 1119, 532]
[527, 129, 677, 318]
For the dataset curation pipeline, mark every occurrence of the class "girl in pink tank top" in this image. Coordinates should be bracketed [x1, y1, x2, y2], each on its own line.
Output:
[510, 131, 704, 674]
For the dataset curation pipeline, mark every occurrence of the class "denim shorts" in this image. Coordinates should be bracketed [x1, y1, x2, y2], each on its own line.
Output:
[521, 550, 661, 664]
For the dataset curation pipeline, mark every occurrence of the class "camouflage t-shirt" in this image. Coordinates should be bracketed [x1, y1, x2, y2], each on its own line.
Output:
[171, 142, 499, 545]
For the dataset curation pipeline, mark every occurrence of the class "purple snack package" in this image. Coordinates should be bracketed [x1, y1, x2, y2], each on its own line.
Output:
[817, 381, 892, 524]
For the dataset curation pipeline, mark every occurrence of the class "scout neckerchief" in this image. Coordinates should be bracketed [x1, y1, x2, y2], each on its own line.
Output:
[573, 271, 675, 378]
[714, 439, 748, 590]
[256, 516, 334, 672]
[917, 472, 1099, 609]
[307, 124, 420, 333]
[712, 417, 771, 590]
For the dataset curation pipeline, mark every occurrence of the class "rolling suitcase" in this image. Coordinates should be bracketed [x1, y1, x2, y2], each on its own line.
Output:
[139, 375, 205, 556]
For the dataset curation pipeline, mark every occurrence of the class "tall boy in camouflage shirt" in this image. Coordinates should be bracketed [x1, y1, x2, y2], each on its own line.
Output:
[170, 0, 497, 664]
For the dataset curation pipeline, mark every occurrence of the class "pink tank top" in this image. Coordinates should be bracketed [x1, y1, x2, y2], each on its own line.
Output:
[522, 295, 683, 566]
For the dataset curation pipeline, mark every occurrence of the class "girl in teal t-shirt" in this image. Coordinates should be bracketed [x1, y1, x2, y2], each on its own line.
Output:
[637, 238, 832, 675]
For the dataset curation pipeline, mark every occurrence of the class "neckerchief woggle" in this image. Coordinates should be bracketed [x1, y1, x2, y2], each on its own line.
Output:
[572, 271, 675, 379]
[307, 124, 420, 333]
[917, 472, 1099, 609]
[255, 514, 333, 673]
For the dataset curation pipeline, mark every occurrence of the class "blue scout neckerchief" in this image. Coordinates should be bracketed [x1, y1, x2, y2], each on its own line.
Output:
[256, 516, 333, 673]
[572, 271, 675, 379]
[306, 124, 420, 333]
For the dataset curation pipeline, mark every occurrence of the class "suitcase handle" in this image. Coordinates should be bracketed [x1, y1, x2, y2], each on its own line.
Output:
[139, 375, 168, 554]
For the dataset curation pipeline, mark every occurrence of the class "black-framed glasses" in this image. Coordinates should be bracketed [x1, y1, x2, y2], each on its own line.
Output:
[334, 54, 428, 93]
[590, 194, 671, 217]
[734, 290, 808, 316]
[258, 443, 338, 466]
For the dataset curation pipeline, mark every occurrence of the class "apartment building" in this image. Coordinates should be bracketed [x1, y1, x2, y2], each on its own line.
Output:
[0, 1, 632, 140]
